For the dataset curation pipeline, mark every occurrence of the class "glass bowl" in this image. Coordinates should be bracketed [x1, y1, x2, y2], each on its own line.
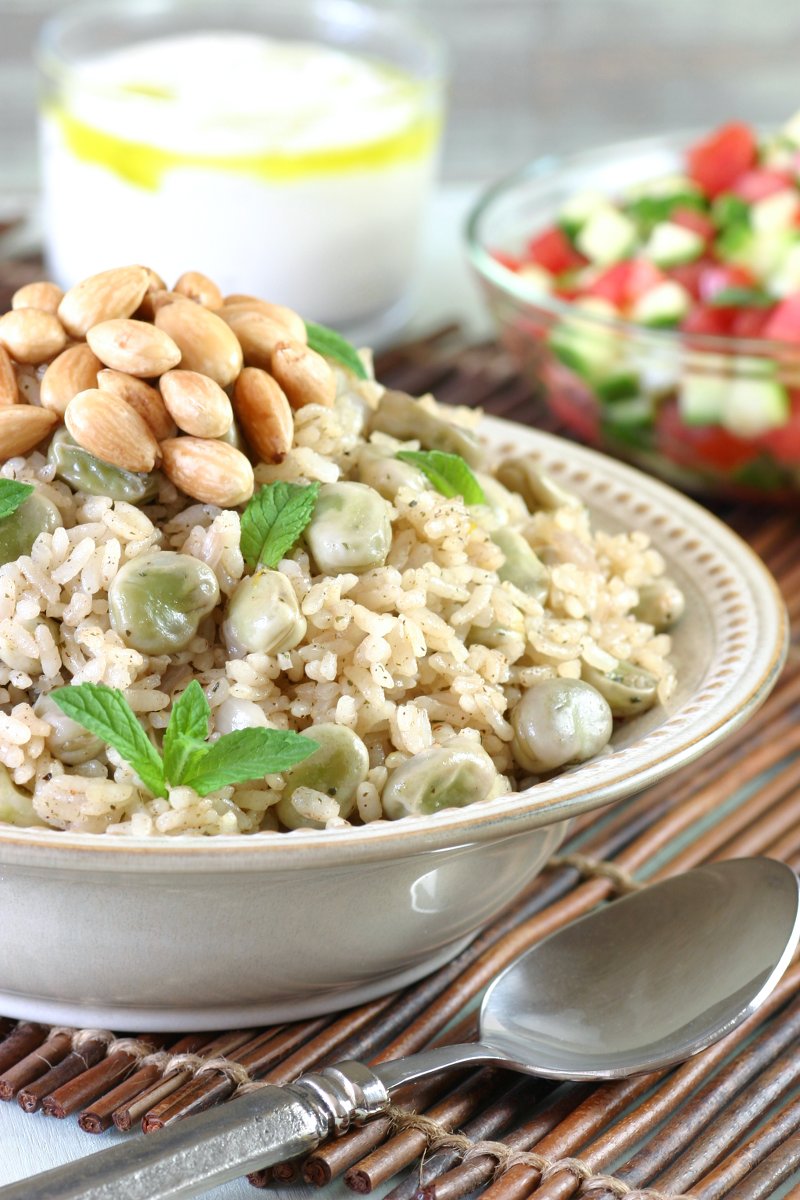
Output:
[466, 131, 800, 502]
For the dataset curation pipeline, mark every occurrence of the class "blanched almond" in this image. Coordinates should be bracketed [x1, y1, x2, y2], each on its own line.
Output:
[0, 347, 18, 406]
[221, 297, 307, 342]
[87, 319, 182, 377]
[0, 309, 67, 364]
[41, 344, 103, 416]
[174, 271, 223, 309]
[65, 389, 160, 473]
[136, 289, 182, 321]
[155, 300, 243, 387]
[270, 340, 336, 409]
[160, 437, 254, 506]
[58, 266, 150, 338]
[160, 369, 233, 438]
[97, 369, 176, 441]
[220, 309, 297, 370]
[233, 367, 293, 464]
[11, 281, 64, 315]
[0, 406, 58, 458]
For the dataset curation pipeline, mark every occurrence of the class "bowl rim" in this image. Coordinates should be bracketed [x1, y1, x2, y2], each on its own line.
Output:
[0, 415, 787, 871]
[464, 127, 800, 360]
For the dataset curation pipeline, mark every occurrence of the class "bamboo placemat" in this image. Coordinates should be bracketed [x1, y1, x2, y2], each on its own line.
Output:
[0, 266, 800, 1196]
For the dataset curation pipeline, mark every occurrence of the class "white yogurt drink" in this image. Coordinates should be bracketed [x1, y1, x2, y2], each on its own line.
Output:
[39, 11, 443, 336]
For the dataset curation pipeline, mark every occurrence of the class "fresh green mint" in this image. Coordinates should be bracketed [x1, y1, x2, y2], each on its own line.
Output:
[396, 449, 486, 506]
[51, 680, 317, 799]
[240, 481, 320, 572]
[0, 480, 34, 521]
[708, 287, 773, 309]
[305, 320, 368, 380]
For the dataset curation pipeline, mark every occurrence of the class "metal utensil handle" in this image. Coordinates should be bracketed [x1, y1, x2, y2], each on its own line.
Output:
[0, 1062, 388, 1200]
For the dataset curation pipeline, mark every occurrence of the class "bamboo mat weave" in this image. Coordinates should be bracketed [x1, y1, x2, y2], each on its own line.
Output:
[1, 322, 800, 1199]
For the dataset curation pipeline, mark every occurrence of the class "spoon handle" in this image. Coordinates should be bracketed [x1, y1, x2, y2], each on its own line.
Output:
[0, 1062, 389, 1200]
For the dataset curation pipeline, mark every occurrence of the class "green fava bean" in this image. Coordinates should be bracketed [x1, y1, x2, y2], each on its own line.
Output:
[34, 694, 104, 765]
[223, 569, 306, 657]
[0, 763, 45, 827]
[495, 457, 582, 513]
[511, 677, 612, 773]
[369, 390, 484, 469]
[582, 660, 659, 717]
[491, 527, 550, 603]
[0, 490, 62, 566]
[108, 550, 220, 655]
[48, 427, 159, 504]
[305, 481, 392, 575]
[382, 742, 499, 819]
[277, 724, 369, 829]
[356, 445, 428, 500]
[634, 578, 685, 631]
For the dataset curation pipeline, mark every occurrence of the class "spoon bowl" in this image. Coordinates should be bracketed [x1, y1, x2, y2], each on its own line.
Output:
[4, 858, 799, 1200]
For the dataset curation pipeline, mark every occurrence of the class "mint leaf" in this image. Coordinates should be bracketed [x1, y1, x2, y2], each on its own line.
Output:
[163, 680, 210, 787]
[305, 320, 368, 380]
[396, 450, 486, 506]
[50, 683, 166, 798]
[240, 481, 320, 571]
[709, 287, 774, 308]
[0, 480, 34, 520]
[180, 727, 318, 795]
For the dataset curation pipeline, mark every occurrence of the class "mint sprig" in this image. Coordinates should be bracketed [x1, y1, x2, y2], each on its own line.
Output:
[50, 681, 317, 799]
[240, 481, 320, 572]
[0, 480, 34, 520]
[305, 320, 368, 380]
[396, 450, 486, 506]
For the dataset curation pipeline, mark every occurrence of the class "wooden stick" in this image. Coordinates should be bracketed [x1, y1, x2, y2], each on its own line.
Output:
[0, 1024, 47, 1077]
[42, 1035, 162, 1120]
[17, 1034, 110, 1114]
[79, 1034, 209, 1134]
[720, 1128, 800, 1200]
[0, 1028, 73, 1101]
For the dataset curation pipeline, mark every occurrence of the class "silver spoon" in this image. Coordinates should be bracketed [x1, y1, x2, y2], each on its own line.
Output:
[3, 857, 798, 1200]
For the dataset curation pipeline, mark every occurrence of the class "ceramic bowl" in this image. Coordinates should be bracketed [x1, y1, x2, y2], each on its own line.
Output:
[0, 416, 787, 1030]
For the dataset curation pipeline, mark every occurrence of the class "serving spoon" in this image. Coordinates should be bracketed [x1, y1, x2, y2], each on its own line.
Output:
[3, 857, 798, 1200]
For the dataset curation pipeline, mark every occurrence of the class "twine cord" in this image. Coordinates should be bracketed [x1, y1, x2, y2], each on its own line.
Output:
[547, 853, 644, 895]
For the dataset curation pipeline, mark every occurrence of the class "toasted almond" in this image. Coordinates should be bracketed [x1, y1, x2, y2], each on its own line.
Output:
[87, 319, 182, 377]
[57, 266, 151, 338]
[0, 347, 18, 406]
[11, 281, 64, 315]
[0, 309, 67, 365]
[221, 297, 307, 342]
[97, 369, 177, 441]
[136, 289, 183, 321]
[65, 388, 160, 473]
[220, 309, 298, 370]
[174, 271, 223, 310]
[160, 369, 233, 438]
[0, 406, 58, 459]
[141, 266, 167, 293]
[233, 367, 293, 464]
[160, 437, 254, 506]
[155, 299, 243, 387]
[40, 344, 103, 417]
[270, 340, 336, 409]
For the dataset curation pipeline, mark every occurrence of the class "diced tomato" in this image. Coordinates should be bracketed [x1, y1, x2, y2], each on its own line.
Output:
[763, 295, 800, 343]
[687, 122, 758, 198]
[656, 400, 760, 471]
[668, 259, 709, 300]
[757, 391, 800, 463]
[679, 306, 734, 336]
[584, 259, 663, 309]
[730, 169, 791, 203]
[730, 308, 775, 338]
[697, 263, 754, 305]
[525, 227, 585, 275]
[541, 359, 601, 443]
[492, 250, 523, 273]
[671, 207, 715, 243]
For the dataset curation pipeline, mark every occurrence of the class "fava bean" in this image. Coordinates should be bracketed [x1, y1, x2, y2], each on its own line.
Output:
[48, 427, 159, 504]
[356, 444, 428, 500]
[223, 570, 306, 657]
[0, 763, 45, 827]
[582, 660, 659, 717]
[495, 458, 581, 512]
[108, 551, 220, 655]
[511, 677, 612, 773]
[305, 481, 392, 575]
[0, 490, 62, 565]
[370, 390, 484, 468]
[382, 742, 499, 819]
[491, 527, 550, 603]
[277, 724, 369, 828]
[34, 693, 104, 764]
[634, 578, 685, 631]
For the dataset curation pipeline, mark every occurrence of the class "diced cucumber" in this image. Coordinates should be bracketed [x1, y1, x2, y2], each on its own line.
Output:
[623, 173, 703, 202]
[679, 374, 727, 427]
[629, 280, 691, 327]
[768, 240, 800, 297]
[712, 194, 751, 231]
[716, 225, 794, 278]
[596, 370, 641, 403]
[625, 191, 706, 232]
[558, 191, 610, 238]
[576, 208, 638, 265]
[751, 190, 800, 233]
[643, 221, 704, 267]
[602, 396, 656, 447]
[720, 377, 789, 438]
[517, 264, 554, 294]
[548, 301, 623, 384]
